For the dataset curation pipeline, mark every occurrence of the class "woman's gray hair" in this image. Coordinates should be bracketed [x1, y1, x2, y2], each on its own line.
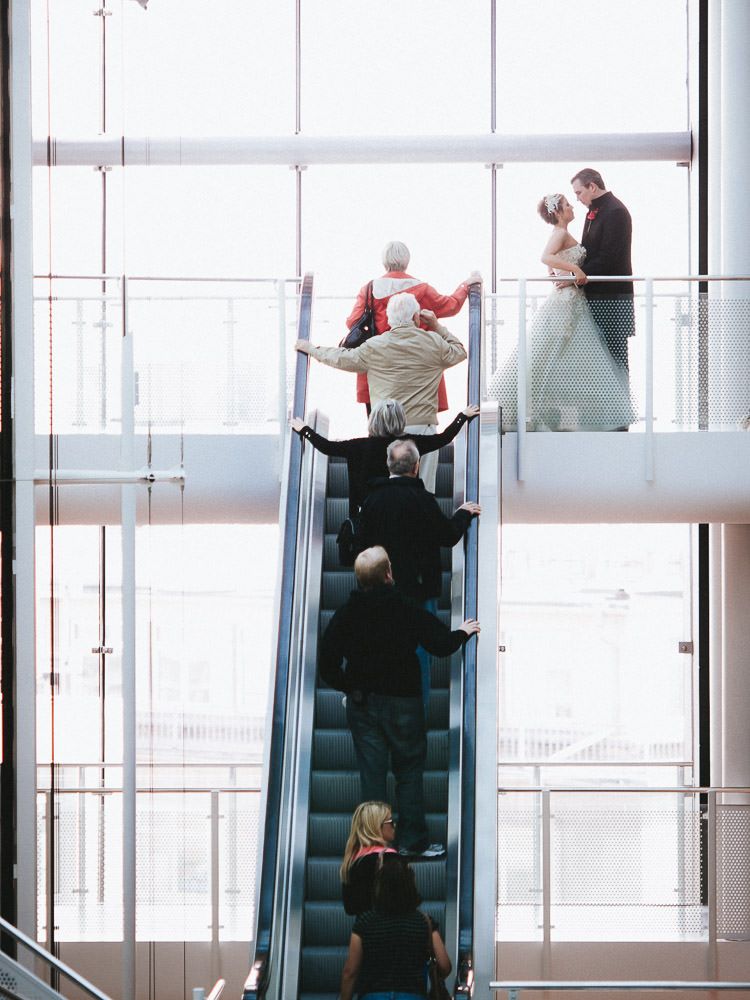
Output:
[368, 399, 406, 438]
[386, 292, 420, 330]
[382, 240, 410, 272]
[386, 438, 419, 476]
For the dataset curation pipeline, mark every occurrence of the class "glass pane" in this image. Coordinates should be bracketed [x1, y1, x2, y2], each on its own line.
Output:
[32, 0, 103, 136]
[121, 0, 294, 135]
[499, 524, 693, 765]
[122, 167, 296, 278]
[301, 0, 490, 134]
[496, 0, 687, 133]
[127, 278, 296, 434]
[135, 523, 277, 766]
[34, 277, 123, 434]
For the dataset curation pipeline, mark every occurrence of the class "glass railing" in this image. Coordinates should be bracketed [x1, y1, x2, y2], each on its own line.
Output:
[496, 785, 750, 944]
[484, 276, 750, 436]
[34, 763, 262, 944]
[33, 274, 302, 435]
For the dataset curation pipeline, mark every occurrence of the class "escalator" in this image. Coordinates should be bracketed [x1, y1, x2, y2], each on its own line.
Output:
[299, 446, 457, 1000]
[245, 277, 497, 1000]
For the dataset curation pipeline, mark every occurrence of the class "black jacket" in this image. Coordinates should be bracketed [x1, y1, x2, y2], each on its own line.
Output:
[581, 190, 634, 300]
[298, 411, 472, 517]
[319, 584, 468, 698]
[358, 475, 473, 601]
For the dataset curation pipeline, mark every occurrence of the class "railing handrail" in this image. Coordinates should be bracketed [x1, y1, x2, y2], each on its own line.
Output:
[489, 273, 750, 284]
[245, 272, 314, 1000]
[491, 981, 750, 993]
[33, 273, 303, 283]
[498, 785, 750, 794]
[453, 279, 483, 999]
[0, 916, 113, 1000]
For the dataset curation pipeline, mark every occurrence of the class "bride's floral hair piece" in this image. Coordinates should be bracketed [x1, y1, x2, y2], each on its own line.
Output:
[538, 193, 564, 225]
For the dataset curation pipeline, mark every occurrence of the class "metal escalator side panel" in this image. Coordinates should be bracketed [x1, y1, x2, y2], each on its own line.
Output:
[246, 274, 314, 1000]
[454, 279, 486, 997]
[472, 402, 501, 995]
[278, 420, 330, 1000]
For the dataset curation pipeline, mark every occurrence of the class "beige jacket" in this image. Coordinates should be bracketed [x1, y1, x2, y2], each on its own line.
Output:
[306, 322, 467, 425]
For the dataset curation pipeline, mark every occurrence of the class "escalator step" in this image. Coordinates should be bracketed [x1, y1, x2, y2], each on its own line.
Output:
[312, 729, 448, 771]
[310, 770, 448, 813]
[299, 946, 349, 993]
[314, 688, 449, 730]
[307, 813, 448, 857]
[305, 857, 446, 902]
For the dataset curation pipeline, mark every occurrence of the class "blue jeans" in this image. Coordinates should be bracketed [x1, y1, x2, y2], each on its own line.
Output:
[346, 693, 428, 853]
[416, 597, 438, 717]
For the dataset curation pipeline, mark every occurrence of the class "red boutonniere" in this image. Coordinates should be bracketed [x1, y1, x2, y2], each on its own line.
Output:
[586, 208, 599, 221]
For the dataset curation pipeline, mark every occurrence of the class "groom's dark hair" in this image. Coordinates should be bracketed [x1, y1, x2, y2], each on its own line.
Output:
[571, 168, 605, 190]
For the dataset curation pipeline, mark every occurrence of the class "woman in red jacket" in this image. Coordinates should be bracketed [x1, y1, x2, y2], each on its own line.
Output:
[347, 241, 478, 414]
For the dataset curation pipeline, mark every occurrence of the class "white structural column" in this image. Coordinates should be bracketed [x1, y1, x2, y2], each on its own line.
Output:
[709, 2, 750, 791]
[9, 0, 39, 940]
[716, 0, 750, 424]
[714, 525, 750, 788]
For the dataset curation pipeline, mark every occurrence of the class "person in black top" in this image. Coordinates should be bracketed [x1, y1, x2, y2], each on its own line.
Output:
[319, 545, 480, 858]
[358, 438, 480, 605]
[340, 854, 451, 1000]
[571, 167, 634, 375]
[340, 801, 398, 915]
[357, 437, 480, 711]
[291, 400, 479, 516]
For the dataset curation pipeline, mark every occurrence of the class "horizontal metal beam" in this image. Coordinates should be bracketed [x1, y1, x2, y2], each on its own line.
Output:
[32, 132, 692, 167]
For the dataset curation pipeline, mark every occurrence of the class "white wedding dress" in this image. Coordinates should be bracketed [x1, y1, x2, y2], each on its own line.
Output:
[488, 245, 636, 431]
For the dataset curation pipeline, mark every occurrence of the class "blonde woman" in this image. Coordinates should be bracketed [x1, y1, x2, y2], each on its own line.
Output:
[341, 801, 398, 915]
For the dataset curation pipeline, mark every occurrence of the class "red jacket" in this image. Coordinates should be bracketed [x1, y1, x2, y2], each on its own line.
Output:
[346, 272, 469, 410]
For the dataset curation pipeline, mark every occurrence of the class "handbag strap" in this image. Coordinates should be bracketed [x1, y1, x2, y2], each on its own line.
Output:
[366, 280, 374, 310]
[423, 912, 435, 958]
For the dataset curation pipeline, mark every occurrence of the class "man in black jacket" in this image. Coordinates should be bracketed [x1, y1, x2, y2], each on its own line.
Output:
[320, 545, 480, 858]
[358, 438, 481, 603]
[357, 437, 481, 711]
[571, 167, 634, 374]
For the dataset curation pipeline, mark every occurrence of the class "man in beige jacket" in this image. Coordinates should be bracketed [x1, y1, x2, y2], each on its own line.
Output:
[295, 291, 467, 492]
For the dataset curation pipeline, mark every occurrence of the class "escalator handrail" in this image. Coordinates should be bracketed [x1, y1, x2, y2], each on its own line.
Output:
[244, 273, 314, 1000]
[0, 916, 113, 1000]
[455, 279, 483, 997]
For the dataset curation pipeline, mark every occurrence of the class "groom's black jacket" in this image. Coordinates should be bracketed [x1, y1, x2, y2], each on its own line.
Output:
[581, 190, 633, 301]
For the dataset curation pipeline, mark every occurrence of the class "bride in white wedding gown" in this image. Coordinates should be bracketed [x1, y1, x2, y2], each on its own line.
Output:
[489, 194, 636, 432]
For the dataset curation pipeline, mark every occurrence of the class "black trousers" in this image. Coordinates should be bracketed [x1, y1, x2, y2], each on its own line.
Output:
[587, 297, 634, 371]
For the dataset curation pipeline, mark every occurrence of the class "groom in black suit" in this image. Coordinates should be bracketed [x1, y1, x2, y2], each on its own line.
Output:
[571, 168, 634, 373]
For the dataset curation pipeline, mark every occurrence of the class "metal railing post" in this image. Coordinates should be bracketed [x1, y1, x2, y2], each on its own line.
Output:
[708, 788, 717, 979]
[277, 280, 288, 452]
[516, 279, 527, 481]
[541, 789, 551, 978]
[644, 278, 654, 481]
[211, 790, 221, 984]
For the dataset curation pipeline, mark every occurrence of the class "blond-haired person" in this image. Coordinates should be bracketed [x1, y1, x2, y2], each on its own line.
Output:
[340, 801, 398, 915]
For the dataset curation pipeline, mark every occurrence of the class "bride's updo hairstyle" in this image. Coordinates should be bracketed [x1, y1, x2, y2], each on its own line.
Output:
[538, 193, 563, 225]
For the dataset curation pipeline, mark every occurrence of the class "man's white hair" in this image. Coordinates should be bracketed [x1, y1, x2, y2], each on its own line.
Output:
[382, 240, 410, 272]
[386, 292, 420, 330]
